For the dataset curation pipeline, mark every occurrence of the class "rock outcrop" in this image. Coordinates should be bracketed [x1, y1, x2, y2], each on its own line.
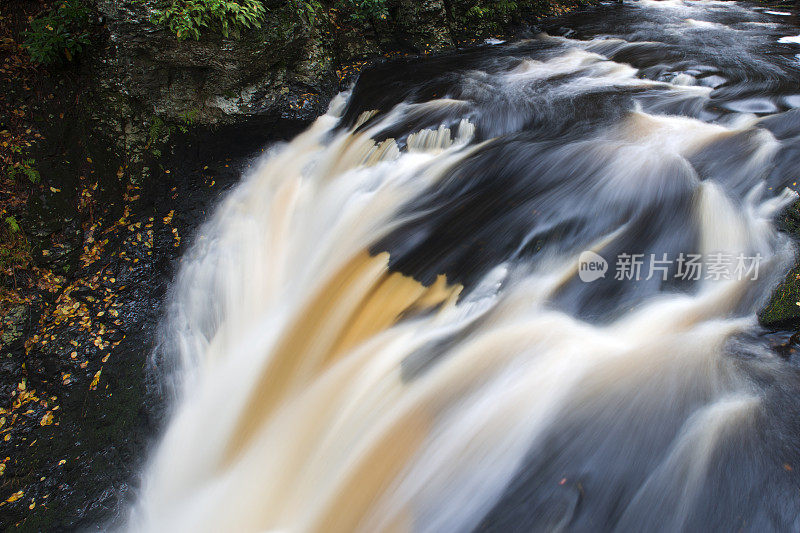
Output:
[80, 0, 590, 171]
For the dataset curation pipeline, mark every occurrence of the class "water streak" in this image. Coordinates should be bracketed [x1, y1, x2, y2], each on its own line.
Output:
[130, 1, 800, 531]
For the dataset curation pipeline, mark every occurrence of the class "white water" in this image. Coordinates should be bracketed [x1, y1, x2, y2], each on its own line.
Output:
[129, 4, 800, 531]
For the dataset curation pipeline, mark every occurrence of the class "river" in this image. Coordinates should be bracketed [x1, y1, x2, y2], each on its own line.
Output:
[129, 1, 800, 531]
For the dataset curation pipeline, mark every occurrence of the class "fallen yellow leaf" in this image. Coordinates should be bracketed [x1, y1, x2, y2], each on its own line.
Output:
[40, 411, 54, 426]
[90, 369, 102, 390]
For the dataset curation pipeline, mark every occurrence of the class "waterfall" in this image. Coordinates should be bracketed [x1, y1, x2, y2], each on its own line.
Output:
[129, 1, 800, 531]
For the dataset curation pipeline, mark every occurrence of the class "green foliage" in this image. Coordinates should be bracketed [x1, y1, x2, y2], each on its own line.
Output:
[344, 0, 388, 22]
[0, 221, 30, 273]
[467, 1, 519, 19]
[759, 261, 800, 327]
[154, 0, 267, 40]
[176, 108, 201, 133]
[461, 0, 521, 34]
[759, 201, 800, 328]
[5, 217, 20, 234]
[145, 111, 199, 156]
[23, 0, 92, 65]
[291, 0, 324, 24]
[7, 157, 41, 184]
[146, 117, 171, 158]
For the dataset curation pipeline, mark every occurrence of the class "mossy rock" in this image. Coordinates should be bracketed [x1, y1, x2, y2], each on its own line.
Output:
[759, 200, 800, 329]
[1, 304, 28, 349]
[760, 263, 800, 329]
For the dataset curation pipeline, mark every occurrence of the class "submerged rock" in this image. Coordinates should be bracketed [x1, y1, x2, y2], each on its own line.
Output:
[760, 200, 800, 329]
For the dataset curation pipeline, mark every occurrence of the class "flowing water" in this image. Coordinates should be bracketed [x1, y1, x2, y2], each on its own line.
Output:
[129, 1, 800, 531]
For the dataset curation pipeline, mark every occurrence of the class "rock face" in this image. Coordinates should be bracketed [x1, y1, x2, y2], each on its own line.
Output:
[88, 0, 338, 172]
[83, 0, 591, 171]
[94, 0, 336, 126]
[392, 0, 454, 51]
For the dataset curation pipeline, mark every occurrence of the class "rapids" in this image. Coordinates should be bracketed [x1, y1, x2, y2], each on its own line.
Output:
[129, 1, 800, 531]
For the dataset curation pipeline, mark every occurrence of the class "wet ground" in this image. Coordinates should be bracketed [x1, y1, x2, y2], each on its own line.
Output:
[0, 119, 307, 531]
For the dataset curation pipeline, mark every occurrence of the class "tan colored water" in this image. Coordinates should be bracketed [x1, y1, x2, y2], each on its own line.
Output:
[129, 2, 800, 529]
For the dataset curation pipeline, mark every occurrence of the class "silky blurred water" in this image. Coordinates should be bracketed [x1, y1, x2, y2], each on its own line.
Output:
[130, 2, 800, 531]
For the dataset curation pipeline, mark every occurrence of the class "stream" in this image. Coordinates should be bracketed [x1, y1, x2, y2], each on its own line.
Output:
[125, 1, 800, 531]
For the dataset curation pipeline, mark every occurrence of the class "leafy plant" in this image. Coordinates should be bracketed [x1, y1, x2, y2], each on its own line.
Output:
[7, 158, 41, 184]
[467, 1, 519, 20]
[23, 0, 92, 65]
[154, 0, 267, 40]
[5, 217, 20, 234]
[344, 0, 388, 22]
[0, 218, 31, 274]
[145, 112, 199, 157]
[176, 108, 201, 133]
[291, 0, 323, 24]
[146, 117, 171, 158]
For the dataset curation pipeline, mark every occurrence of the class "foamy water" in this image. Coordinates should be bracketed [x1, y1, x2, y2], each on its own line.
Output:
[128, 1, 800, 531]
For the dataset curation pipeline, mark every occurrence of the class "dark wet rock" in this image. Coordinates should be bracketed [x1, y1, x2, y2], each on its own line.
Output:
[759, 262, 800, 329]
[77, 0, 595, 178]
[93, 0, 336, 125]
[87, 0, 596, 127]
[0, 123, 300, 531]
[86, 0, 337, 174]
[1, 305, 28, 350]
[760, 200, 800, 329]
[393, 0, 454, 51]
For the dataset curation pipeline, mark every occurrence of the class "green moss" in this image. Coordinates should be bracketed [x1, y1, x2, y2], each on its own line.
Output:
[145, 116, 176, 157]
[0, 225, 31, 274]
[760, 200, 800, 329]
[344, 0, 388, 22]
[760, 264, 800, 328]
[1, 304, 27, 348]
[23, 0, 93, 65]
